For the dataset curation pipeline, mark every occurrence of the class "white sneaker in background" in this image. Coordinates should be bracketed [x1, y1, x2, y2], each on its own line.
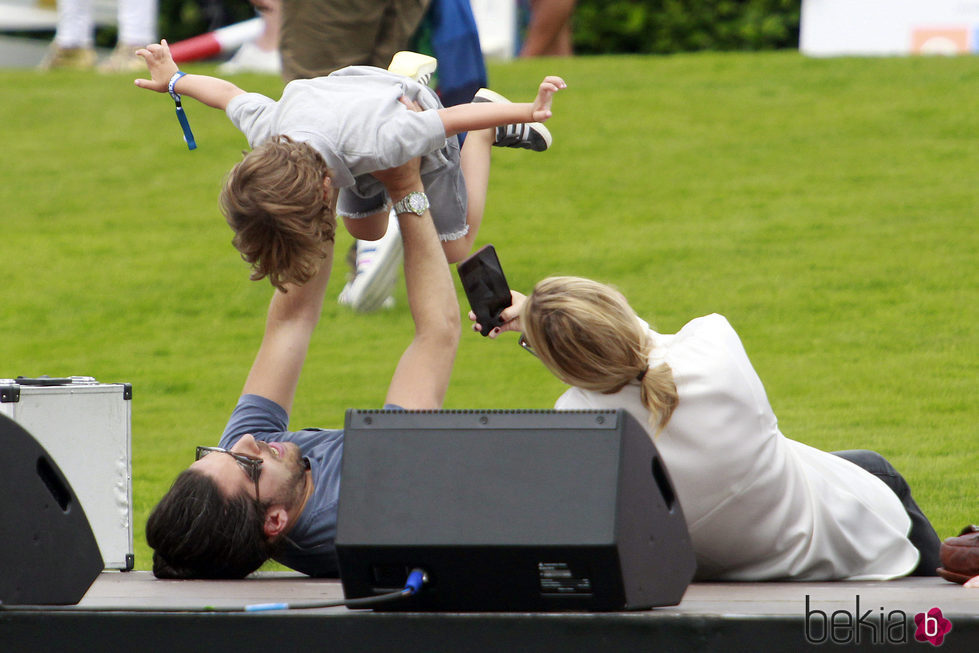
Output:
[218, 41, 281, 75]
[337, 210, 403, 313]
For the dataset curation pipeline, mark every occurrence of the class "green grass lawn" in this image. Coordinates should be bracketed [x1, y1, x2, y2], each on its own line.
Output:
[1, 51, 976, 572]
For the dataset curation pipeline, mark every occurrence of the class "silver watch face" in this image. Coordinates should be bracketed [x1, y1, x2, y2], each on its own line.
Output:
[409, 192, 429, 214]
[398, 191, 428, 215]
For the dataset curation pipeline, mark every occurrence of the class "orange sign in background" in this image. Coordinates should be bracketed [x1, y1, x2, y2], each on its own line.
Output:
[910, 27, 970, 54]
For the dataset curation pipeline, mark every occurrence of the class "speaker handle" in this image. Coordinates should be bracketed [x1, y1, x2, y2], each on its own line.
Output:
[651, 455, 677, 511]
[15, 376, 73, 386]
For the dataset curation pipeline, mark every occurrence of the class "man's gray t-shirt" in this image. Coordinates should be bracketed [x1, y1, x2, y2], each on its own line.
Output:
[220, 393, 344, 577]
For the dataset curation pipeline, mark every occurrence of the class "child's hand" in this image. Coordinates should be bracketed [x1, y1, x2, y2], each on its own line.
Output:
[133, 40, 180, 93]
[398, 96, 424, 112]
[531, 76, 567, 123]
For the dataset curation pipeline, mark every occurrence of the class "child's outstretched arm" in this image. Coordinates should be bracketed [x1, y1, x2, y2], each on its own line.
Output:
[437, 76, 567, 138]
[133, 39, 246, 111]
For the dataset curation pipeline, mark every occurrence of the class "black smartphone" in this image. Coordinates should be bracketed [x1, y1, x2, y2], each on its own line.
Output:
[457, 244, 512, 336]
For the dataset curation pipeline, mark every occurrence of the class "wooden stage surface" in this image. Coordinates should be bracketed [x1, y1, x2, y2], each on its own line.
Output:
[2, 572, 977, 652]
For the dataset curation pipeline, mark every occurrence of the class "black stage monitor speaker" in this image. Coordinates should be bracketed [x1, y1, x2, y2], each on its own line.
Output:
[0, 414, 103, 605]
[337, 409, 695, 611]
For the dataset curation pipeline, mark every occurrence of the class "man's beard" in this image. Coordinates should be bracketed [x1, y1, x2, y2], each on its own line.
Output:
[280, 457, 308, 511]
[262, 445, 309, 512]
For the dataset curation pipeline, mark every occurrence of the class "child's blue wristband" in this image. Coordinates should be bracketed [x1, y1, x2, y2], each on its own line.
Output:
[167, 71, 197, 151]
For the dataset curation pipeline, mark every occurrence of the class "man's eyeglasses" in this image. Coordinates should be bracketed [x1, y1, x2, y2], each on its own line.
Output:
[196, 446, 263, 503]
[518, 333, 537, 358]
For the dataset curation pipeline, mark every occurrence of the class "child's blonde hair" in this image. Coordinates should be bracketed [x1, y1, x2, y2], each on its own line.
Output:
[220, 136, 336, 291]
[522, 276, 678, 432]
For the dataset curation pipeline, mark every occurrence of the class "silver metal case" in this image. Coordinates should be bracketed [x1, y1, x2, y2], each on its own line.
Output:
[0, 376, 134, 570]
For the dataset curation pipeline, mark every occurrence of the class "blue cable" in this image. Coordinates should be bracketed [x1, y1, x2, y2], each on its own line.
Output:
[244, 602, 289, 612]
[403, 568, 427, 595]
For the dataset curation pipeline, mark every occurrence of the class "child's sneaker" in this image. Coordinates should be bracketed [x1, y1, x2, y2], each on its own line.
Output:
[473, 88, 552, 152]
[337, 210, 403, 313]
[388, 51, 437, 86]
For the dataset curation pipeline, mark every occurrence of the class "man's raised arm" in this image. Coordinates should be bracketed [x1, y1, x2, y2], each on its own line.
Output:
[373, 162, 461, 410]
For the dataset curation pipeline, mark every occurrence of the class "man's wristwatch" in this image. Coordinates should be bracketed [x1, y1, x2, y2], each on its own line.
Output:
[392, 191, 430, 216]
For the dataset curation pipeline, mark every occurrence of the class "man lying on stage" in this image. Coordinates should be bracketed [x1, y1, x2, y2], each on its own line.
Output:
[145, 155, 458, 578]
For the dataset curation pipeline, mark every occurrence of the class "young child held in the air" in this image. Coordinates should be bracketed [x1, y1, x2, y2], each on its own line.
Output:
[135, 40, 566, 290]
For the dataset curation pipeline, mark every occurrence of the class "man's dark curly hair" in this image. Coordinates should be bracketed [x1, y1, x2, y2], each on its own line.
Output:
[146, 469, 277, 579]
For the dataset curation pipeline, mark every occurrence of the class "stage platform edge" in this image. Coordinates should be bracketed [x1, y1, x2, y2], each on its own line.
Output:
[2, 572, 977, 652]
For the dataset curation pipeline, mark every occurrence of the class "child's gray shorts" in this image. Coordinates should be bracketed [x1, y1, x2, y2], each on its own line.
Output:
[336, 135, 468, 242]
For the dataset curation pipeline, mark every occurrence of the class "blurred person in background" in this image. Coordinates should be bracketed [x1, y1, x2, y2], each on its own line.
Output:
[218, 0, 282, 74]
[279, 0, 431, 82]
[521, 0, 575, 57]
[41, 0, 158, 71]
